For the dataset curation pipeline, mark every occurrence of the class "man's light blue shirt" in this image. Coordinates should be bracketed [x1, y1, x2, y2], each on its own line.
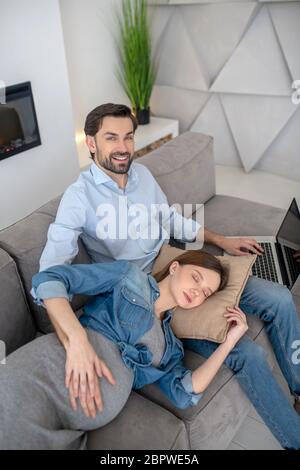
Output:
[39, 161, 201, 273]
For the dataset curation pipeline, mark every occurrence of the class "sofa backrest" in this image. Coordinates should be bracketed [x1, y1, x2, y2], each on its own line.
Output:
[138, 131, 215, 217]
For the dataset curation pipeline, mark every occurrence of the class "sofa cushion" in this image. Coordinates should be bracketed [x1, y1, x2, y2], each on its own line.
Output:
[197, 195, 285, 237]
[87, 392, 189, 450]
[140, 331, 274, 424]
[139, 132, 215, 217]
[152, 245, 256, 343]
[35, 195, 62, 218]
[0, 248, 36, 354]
[0, 212, 92, 333]
[140, 349, 234, 421]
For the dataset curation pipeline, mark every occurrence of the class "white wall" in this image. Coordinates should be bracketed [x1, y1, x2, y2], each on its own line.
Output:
[59, 0, 129, 169]
[0, 0, 80, 230]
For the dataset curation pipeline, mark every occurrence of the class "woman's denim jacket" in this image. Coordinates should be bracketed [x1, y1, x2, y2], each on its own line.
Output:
[31, 260, 202, 409]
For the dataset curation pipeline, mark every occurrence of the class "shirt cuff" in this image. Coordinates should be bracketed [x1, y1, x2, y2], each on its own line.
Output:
[31, 281, 71, 307]
[181, 371, 203, 406]
[174, 217, 201, 243]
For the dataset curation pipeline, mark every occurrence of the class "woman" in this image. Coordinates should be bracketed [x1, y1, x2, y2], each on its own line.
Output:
[0, 250, 297, 449]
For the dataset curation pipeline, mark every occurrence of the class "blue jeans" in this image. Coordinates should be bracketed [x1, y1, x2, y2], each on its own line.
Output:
[182, 276, 300, 450]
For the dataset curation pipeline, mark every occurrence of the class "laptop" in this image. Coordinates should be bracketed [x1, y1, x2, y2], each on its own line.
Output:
[224, 198, 300, 289]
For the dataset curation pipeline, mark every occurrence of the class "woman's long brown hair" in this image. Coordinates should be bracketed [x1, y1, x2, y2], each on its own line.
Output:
[153, 250, 229, 292]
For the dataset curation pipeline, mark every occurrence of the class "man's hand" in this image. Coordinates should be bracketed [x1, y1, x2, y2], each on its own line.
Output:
[65, 332, 116, 418]
[293, 250, 300, 263]
[218, 237, 264, 256]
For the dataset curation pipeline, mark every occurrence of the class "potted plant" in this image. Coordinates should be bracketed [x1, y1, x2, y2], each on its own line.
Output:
[116, 0, 157, 125]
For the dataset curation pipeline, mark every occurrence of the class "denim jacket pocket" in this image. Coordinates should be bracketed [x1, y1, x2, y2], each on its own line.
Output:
[118, 286, 150, 328]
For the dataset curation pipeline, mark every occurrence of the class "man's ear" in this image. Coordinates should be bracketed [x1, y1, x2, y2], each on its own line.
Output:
[86, 135, 96, 154]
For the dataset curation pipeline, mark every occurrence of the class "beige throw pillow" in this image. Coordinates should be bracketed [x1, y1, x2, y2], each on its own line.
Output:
[152, 245, 256, 343]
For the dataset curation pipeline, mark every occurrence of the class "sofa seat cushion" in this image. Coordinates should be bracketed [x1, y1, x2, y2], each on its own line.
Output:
[139, 326, 274, 424]
[87, 391, 189, 450]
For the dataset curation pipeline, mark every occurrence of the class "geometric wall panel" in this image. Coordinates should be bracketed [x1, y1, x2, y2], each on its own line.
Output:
[269, 2, 300, 80]
[151, 85, 209, 132]
[220, 93, 298, 172]
[191, 95, 243, 167]
[156, 0, 300, 3]
[255, 108, 300, 181]
[211, 6, 292, 96]
[180, 2, 257, 87]
[155, 9, 208, 90]
[148, 6, 174, 58]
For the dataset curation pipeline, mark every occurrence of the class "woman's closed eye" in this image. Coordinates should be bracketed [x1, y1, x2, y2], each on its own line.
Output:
[192, 274, 207, 298]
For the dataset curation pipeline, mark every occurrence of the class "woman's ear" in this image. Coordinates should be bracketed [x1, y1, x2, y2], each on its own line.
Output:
[169, 261, 179, 276]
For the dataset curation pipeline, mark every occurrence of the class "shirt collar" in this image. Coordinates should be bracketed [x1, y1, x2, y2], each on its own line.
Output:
[90, 161, 139, 189]
[148, 274, 160, 295]
[90, 162, 112, 185]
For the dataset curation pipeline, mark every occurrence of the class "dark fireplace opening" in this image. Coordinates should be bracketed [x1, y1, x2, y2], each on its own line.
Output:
[0, 81, 41, 161]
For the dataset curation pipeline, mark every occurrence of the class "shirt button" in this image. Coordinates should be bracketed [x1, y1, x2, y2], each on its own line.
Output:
[132, 298, 136, 302]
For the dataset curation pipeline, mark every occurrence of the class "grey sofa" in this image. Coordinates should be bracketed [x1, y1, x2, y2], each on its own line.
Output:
[0, 131, 298, 450]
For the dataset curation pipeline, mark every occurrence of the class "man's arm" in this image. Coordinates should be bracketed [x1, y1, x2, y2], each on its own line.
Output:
[39, 187, 87, 271]
[201, 228, 264, 256]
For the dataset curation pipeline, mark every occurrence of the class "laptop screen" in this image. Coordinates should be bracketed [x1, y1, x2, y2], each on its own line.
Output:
[277, 198, 300, 250]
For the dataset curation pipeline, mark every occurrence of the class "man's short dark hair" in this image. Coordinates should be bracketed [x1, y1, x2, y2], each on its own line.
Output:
[84, 103, 138, 159]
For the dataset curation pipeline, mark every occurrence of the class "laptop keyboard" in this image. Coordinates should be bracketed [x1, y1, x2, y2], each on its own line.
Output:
[251, 242, 279, 283]
[283, 246, 300, 285]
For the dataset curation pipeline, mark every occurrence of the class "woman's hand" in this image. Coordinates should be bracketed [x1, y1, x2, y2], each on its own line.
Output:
[65, 332, 116, 418]
[224, 306, 248, 347]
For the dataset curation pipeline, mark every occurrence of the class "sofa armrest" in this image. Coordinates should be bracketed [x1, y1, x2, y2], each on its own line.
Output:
[0, 248, 36, 355]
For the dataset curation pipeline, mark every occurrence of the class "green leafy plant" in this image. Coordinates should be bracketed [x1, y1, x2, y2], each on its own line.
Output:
[116, 0, 157, 112]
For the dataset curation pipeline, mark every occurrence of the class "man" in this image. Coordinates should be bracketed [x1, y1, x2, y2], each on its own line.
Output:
[39, 103, 300, 447]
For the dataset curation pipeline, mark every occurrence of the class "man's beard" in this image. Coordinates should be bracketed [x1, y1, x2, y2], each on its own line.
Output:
[96, 151, 133, 175]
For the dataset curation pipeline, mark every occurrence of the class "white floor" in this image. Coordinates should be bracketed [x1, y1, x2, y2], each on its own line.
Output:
[216, 165, 300, 210]
[217, 165, 298, 450]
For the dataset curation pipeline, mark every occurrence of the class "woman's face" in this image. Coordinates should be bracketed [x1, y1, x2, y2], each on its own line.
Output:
[169, 262, 221, 309]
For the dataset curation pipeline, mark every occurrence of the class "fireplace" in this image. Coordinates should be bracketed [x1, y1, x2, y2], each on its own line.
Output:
[0, 82, 41, 161]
